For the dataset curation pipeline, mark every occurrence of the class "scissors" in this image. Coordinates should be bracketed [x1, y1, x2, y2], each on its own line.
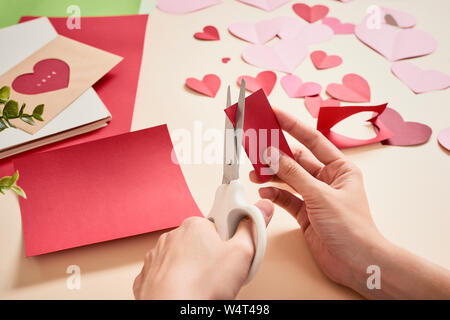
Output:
[208, 80, 267, 283]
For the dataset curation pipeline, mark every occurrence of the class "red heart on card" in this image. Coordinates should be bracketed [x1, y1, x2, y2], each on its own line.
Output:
[375, 107, 432, 146]
[310, 50, 342, 69]
[292, 3, 329, 23]
[194, 26, 220, 40]
[12, 58, 70, 95]
[237, 71, 277, 96]
[304, 95, 340, 118]
[326, 73, 371, 102]
[186, 74, 221, 97]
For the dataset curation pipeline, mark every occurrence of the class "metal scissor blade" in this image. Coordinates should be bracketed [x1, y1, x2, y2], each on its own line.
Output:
[235, 79, 246, 163]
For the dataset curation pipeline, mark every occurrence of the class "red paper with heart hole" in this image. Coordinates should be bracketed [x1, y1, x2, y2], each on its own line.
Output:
[12, 58, 70, 95]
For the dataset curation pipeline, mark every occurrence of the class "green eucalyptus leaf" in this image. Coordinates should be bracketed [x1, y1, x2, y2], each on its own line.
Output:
[3, 100, 19, 118]
[0, 118, 7, 132]
[20, 115, 35, 126]
[0, 86, 10, 100]
[11, 185, 27, 199]
[0, 176, 11, 187]
[32, 104, 44, 121]
[19, 103, 26, 117]
[10, 171, 19, 186]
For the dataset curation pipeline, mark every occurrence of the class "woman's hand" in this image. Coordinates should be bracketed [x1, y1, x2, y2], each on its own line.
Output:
[133, 200, 274, 300]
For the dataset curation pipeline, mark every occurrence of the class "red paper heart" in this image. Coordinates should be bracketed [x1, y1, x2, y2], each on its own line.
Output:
[186, 74, 221, 97]
[326, 73, 371, 102]
[194, 26, 220, 41]
[375, 107, 432, 146]
[237, 71, 277, 96]
[304, 95, 340, 118]
[292, 3, 329, 23]
[12, 58, 70, 95]
[310, 50, 342, 69]
[221, 57, 231, 64]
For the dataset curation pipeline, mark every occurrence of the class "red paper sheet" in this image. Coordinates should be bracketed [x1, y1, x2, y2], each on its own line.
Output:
[225, 89, 294, 182]
[0, 15, 148, 178]
[14, 125, 202, 257]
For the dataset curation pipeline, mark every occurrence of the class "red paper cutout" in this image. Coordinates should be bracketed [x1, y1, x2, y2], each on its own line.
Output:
[221, 57, 231, 63]
[14, 125, 202, 257]
[292, 3, 329, 23]
[237, 70, 276, 96]
[304, 95, 340, 118]
[194, 25, 220, 41]
[186, 74, 221, 97]
[12, 58, 70, 95]
[225, 89, 294, 182]
[317, 104, 394, 149]
[326, 73, 371, 102]
[310, 50, 342, 70]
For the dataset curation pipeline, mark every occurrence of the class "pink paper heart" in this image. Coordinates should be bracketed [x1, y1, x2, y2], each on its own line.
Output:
[292, 3, 329, 23]
[185, 74, 221, 97]
[304, 95, 340, 118]
[237, 0, 291, 11]
[438, 127, 450, 151]
[310, 50, 342, 69]
[12, 58, 70, 95]
[322, 17, 355, 34]
[194, 25, 220, 40]
[157, 0, 222, 14]
[376, 108, 432, 146]
[276, 16, 333, 43]
[237, 70, 277, 96]
[281, 75, 321, 98]
[242, 38, 308, 73]
[354, 19, 437, 61]
[382, 7, 416, 28]
[391, 61, 450, 94]
[228, 18, 280, 44]
[326, 73, 371, 102]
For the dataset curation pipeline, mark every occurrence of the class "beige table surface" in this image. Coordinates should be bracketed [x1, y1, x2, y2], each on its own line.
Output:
[1, 0, 449, 299]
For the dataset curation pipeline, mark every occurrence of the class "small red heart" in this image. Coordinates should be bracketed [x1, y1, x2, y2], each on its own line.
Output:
[326, 73, 371, 102]
[292, 3, 329, 23]
[310, 50, 342, 70]
[237, 71, 277, 96]
[12, 58, 70, 95]
[304, 95, 340, 118]
[194, 26, 220, 41]
[186, 74, 221, 97]
[375, 107, 432, 146]
[221, 57, 231, 64]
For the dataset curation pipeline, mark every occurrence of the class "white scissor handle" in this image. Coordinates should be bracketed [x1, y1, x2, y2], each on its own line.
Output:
[208, 180, 267, 283]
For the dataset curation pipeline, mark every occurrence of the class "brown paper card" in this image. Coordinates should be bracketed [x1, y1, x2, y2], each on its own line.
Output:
[0, 35, 122, 134]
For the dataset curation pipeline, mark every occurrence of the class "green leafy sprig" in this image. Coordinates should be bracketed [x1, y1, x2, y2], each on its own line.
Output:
[0, 86, 45, 132]
[0, 171, 26, 198]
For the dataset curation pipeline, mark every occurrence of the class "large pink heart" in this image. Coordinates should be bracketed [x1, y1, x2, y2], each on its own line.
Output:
[276, 16, 333, 43]
[12, 58, 70, 95]
[391, 61, 450, 94]
[157, 0, 222, 14]
[376, 107, 432, 146]
[237, 0, 291, 11]
[281, 74, 321, 98]
[354, 19, 437, 61]
[228, 18, 280, 44]
[242, 38, 308, 73]
[326, 73, 371, 102]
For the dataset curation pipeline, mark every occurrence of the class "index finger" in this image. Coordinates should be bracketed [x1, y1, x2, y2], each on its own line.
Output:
[274, 107, 344, 165]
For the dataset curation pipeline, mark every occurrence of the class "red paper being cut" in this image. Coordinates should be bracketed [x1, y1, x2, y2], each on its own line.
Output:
[225, 89, 294, 182]
[317, 104, 394, 149]
[14, 125, 202, 257]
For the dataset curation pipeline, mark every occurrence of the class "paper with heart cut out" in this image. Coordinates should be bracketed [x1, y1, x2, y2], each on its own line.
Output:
[185, 74, 221, 97]
[237, 71, 277, 96]
[157, 0, 222, 14]
[354, 17, 437, 61]
[317, 104, 394, 149]
[237, 0, 291, 11]
[438, 127, 450, 151]
[12, 59, 69, 95]
[373, 107, 432, 146]
[228, 18, 280, 44]
[326, 73, 371, 102]
[281, 75, 321, 98]
[0, 35, 121, 135]
[304, 95, 340, 118]
[242, 38, 308, 73]
[310, 50, 342, 69]
[194, 25, 220, 40]
[382, 7, 416, 28]
[292, 3, 329, 23]
[322, 17, 354, 34]
[276, 16, 333, 43]
[391, 61, 450, 94]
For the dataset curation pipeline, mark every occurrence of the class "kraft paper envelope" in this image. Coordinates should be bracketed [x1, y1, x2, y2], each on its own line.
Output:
[0, 35, 122, 134]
